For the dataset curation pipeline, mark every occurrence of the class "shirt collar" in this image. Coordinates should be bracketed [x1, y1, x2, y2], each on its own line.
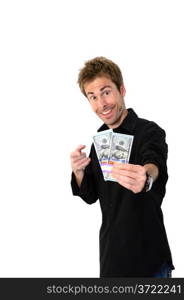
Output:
[97, 108, 138, 134]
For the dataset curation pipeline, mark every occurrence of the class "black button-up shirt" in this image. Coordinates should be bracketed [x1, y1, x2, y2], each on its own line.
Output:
[71, 108, 174, 277]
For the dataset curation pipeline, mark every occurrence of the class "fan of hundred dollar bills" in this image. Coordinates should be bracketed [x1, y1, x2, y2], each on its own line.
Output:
[93, 129, 134, 181]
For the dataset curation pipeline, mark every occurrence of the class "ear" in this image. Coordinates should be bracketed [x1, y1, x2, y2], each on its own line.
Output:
[120, 85, 126, 97]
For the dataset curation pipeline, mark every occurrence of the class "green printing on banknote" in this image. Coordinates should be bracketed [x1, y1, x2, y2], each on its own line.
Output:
[93, 129, 134, 182]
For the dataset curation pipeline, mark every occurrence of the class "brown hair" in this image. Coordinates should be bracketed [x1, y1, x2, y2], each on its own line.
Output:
[78, 56, 124, 97]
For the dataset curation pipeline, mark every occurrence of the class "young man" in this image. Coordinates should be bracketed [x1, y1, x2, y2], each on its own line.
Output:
[70, 57, 174, 277]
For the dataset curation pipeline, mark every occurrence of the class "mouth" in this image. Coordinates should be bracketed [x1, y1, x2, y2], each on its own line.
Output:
[100, 106, 114, 117]
[101, 109, 112, 115]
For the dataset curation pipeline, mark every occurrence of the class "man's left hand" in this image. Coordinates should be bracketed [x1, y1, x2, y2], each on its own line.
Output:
[111, 163, 147, 193]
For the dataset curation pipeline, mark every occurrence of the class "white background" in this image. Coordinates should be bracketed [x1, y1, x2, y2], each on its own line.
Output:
[0, 0, 183, 277]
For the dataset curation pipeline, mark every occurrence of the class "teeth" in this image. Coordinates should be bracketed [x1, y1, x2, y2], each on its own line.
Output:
[102, 109, 111, 115]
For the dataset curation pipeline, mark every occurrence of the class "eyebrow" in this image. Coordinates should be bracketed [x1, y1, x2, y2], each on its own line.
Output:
[87, 85, 112, 95]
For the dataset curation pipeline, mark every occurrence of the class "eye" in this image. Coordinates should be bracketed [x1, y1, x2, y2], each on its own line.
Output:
[102, 89, 111, 97]
[90, 95, 97, 101]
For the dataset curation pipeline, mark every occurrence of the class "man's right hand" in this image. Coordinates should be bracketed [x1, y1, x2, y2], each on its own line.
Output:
[70, 145, 91, 187]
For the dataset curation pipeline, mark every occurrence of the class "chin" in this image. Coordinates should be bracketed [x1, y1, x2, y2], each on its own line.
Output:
[105, 119, 116, 126]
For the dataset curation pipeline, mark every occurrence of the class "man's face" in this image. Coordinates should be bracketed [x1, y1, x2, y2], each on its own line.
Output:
[84, 76, 126, 128]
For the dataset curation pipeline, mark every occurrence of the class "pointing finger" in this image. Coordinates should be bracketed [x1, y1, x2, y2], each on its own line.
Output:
[76, 145, 86, 153]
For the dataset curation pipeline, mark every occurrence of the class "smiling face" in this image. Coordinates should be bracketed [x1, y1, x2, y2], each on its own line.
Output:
[84, 76, 127, 128]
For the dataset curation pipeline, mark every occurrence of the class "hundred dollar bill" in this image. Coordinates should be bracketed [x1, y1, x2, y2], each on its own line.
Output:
[106, 133, 134, 181]
[93, 129, 113, 180]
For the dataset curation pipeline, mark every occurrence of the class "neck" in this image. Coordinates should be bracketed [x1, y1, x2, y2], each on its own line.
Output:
[108, 108, 128, 129]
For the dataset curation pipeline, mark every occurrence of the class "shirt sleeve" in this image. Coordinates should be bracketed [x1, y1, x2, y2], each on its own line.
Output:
[70, 145, 99, 205]
[139, 121, 168, 190]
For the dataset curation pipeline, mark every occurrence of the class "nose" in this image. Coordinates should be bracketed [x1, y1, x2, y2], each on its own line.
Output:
[97, 96, 108, 110]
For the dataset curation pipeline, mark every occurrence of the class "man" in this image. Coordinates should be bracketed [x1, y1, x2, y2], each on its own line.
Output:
[70, 57, 174, 277]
